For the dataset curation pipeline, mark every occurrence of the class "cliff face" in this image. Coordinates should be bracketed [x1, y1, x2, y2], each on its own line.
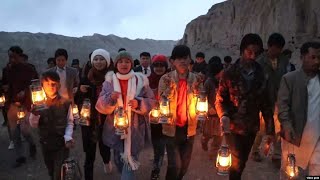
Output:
[181, 0, 320, 65]
[0, 32, 176, 73]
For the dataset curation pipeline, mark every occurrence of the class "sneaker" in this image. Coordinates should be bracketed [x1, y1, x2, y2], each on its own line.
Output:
[8, 141, 14, 150]
[151, 169, 160, 180]
[103, 162, 113, 174]
[29, 144, 37, 159]
[251, 152, 263, 162]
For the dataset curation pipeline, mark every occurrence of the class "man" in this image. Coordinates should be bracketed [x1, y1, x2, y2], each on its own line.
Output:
[192, 52, 207, 74]
[252, 33, 295, 163]
[71, 59, 82, 80]
[158, 45, 203, 180]
[215, 34, 274, 180]
[47, 49, 79, 102]
[278, 42, 320, 178]
[134, 52, 152, 77]
[6, 46, 38, 167]
[223, 56, 232, 70]
[47, 57, 56, 69]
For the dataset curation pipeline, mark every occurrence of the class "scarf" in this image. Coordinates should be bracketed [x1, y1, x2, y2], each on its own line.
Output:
[87, 67, 109, 86]
[112, 70, 141, 170]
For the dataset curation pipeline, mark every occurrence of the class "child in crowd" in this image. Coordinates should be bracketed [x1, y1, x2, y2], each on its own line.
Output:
[29, 71, 74, 180]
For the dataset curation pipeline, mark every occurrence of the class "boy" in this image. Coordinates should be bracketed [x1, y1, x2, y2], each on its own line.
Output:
[29, 71, 74, 180]
[158, 45, 203, 180]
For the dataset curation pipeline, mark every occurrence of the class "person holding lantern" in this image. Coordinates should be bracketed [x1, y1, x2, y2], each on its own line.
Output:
[29, 71, 75, 180]
[6, 46, 38, 168]
[215, 34, 274, 180]
[78, 48, 114, 180]
[278, 42, 320, 179]
[95, 51, 155, 180]
[158, 45, 203, 180]
[201, 56, 224, 160]
[148, 54, 169, 179]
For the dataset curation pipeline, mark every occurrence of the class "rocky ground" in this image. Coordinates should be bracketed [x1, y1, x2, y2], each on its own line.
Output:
[0, 115, 279, 180]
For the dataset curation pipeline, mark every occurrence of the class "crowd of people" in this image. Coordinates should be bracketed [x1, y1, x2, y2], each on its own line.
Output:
[0, 32, 319, 180]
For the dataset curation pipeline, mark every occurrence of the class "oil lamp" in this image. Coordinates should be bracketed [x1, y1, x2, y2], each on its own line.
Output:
[285, 153, 298, 179]
[0, 94, 5, 107]
[216, 135, 232, 176]
[114, 106, 129, 135]
[195, 91, 208, 121]
[30, 79, 47, 111]
[79, 99, 91, 126]
[72, 104, 80, 120]
[159, 96, 172, 124]
[17, 106, 26, 124]
[149, 107, 160, 124]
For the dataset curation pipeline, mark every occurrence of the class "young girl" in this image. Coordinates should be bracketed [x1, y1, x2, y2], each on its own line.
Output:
[79, 48, 113, 180]
[96, 51, 155, 180]
[148, 54, 169, 180]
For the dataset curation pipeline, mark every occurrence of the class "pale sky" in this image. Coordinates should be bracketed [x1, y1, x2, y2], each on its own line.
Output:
[0, 0, 225, 40]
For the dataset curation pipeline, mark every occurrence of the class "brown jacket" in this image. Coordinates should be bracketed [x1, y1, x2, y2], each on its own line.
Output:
[278, 70, 320, 146]
[158, 71, 202, 137]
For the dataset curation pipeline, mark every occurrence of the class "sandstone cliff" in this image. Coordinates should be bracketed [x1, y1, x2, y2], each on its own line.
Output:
[181, 0, 320, 66]
[0, 32, 176, 73]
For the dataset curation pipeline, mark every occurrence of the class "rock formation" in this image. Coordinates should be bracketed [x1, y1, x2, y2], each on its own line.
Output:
[0, 32, 176, 73]
[180, 0, 320, 66]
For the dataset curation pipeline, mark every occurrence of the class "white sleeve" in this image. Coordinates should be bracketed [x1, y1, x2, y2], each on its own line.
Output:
[29, 113, 40, 128]
[64, 105, 74, 142]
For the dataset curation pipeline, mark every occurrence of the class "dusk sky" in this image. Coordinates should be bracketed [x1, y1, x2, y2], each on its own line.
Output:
[0, 0, 225, 40]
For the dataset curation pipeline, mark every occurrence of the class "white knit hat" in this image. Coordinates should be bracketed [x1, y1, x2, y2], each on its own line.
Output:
[91, 49, 111, 68]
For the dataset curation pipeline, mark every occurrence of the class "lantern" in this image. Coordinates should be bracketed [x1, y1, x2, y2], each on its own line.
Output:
[30, 79, 47, 111]
[195, 91, 208, 121]
[216, 144, 232, 176]
[149, 107, 160, 124]
[72, 104, 80, 120]
[17, 106, 26, 124]
[0, 94, 5, 107]
[79, 99, 91, 126]
[114, 106, 129, 135]
[159, 96, 172, 124]
[285, 153, 298, 178]
[61, 157, 81, 180]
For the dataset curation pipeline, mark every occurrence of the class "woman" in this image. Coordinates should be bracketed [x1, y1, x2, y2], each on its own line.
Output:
[79, 49, 113, 180]
[96, 51, 155, 180]
[148, 54, 169, 180]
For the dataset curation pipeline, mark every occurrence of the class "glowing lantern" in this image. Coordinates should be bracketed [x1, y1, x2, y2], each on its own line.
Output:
[72, 104, 80, 120]
[149, 107, 160, 124]
[195, 91, 208, 121]
[159, 96, 172, 124]
[114, 106, 129, 135]
[216, 144, 232, 175]
[285, 153, 298, 178]
[0, 94, 5, 107]
[17, 106, 26, 124]
[79, 99, 90, 126]
[30, 79, 47, 111]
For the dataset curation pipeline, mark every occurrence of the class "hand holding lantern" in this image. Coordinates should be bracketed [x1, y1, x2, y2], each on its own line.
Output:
[30, 79, 47, 111]
[195, 91, 208, 121]
[79, 99, 91, 126]
[216, 134, 232, 176]
[114, 106, 129, 135]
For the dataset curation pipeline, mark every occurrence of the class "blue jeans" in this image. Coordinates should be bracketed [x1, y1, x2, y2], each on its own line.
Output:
[114, 150, 139, 180]
[165, 126, 195, 180]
